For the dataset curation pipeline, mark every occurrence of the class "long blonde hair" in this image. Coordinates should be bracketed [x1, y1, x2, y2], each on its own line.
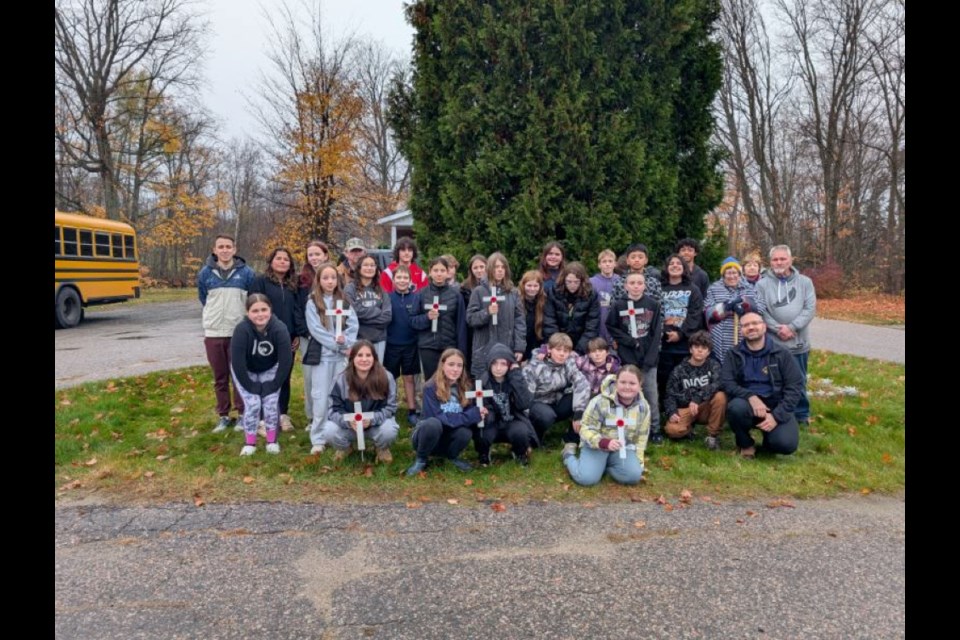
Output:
[430, 348, 472, 408]
[311, 261, 349, 329]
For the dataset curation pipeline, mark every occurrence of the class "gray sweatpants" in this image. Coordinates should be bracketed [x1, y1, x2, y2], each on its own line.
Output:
[309, 359, 347, 447]
[321, 418, 400, 451]
[231, 364, 280, 442]
[300, 340, 314, 422]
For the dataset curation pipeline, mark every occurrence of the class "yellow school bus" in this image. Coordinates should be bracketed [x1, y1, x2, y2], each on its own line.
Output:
[54, 211, 141, 328]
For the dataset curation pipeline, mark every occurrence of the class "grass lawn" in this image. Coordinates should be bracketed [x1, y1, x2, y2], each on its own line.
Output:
[55, 351, 904, 506]
[86, 287, 196, 310]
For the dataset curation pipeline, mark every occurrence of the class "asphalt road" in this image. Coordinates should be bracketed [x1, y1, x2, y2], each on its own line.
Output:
[55, 496, 904, 639]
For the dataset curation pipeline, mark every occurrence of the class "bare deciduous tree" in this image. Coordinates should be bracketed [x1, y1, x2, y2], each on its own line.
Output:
[55, 0, 207, 220]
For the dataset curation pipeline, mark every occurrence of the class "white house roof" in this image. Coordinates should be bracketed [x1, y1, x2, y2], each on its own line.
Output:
[376, 209, 413, 225]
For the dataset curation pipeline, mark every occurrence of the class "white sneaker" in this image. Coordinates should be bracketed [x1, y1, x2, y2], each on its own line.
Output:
[266, 443, 280, 454]
[257, 421, 267, 439]
[233, 420, 244, 432]
[212, 416, 231, 433]
[240, 445, 256, 456]
[279, 414, 295, 432]
[310, 444, 326, 455]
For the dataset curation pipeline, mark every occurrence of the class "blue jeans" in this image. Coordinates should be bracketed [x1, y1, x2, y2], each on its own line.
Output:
[794, 352, 810, 422]
[564, 445, 644, 486]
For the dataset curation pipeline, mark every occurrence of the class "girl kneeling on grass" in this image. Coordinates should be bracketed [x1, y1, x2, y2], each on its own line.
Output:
[321, 340, 400, 464]
[562, 365, 650, 486]
[405, 348, 486, 476]
[231, 293, 294, 456]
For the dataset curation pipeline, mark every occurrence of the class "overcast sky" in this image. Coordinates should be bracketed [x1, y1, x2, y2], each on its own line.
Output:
[202, 0, 414, 141]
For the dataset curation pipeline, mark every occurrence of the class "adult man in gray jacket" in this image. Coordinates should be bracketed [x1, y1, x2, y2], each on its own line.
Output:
[755, 245, 816, 425]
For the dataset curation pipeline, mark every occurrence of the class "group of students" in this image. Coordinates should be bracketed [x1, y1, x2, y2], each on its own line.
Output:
[198, 233, 805, 487]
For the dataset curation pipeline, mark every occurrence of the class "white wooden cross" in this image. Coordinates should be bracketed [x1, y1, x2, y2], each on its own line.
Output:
[619, 300, 640, 338]
[472, 380, 493, 429]
[482, 285, 501, 326]
[351, 401, 376, 458]
[325, 300, 353, 338]
[604, 406, 636, 459]
[424, 296, 448, 332]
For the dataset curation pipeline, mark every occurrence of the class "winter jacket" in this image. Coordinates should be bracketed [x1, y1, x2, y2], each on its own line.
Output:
[344, 281, 393, 343]
[663, 357, 722, 416]
[326, 369, 398, 428]
[590, 272, 621, 343]
[521, 354, 592, 419]
[380, 261, 429, 294]
[249, 274, 305, 338]
[575, 352, 622, 397]
[230, 316, 293, 396]
[422, 382, 482, 428]
[480, 344, 537, 440]
[704, 279, 765, 363]
[197, 255, 255, 337]
[612, 267, 662, 304]
[659, 279, 704, 355]
[303, 294, 359, 365]
[543, 288, 601, 355]
[409, 281, 467, 353]
[755, 268, 817, 355]
[578, 374, 651, 464]
[720, 338, 805, 425]
[467, 283, 526, 378]
[606, 295, 663, 369]
[386, 288, 422, 346]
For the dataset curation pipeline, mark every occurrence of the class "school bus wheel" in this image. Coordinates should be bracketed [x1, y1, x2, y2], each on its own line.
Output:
[55, 287, 83, 329]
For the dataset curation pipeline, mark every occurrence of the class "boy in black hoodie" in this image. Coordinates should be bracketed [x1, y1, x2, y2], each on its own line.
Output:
[475, 343, 538, 466]
[606, 271, 664, 442]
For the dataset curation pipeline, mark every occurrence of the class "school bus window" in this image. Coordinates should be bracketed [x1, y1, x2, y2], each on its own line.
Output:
[79, 230, 94, 257]
[124, 235, 135, 258]
[112, 233, 124, 258]
[55, 226, 63, 256]
[63, 228, 79, 256]
[95, 232, 111, 257]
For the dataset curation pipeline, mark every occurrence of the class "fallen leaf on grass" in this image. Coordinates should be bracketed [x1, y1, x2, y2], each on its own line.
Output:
[562, 484, 570, 492]
[630, 495, 646, 503]
[170, 406, 186, 414]
[847, 426, 857, 436]
[663, 504, 674, 512]
[143, 471, 155, 479]
[860, 487, 872, 495]
[155, 455, 170, 461]
[61, 480, 82, 490]
[363, 466, 373, 478]
[84, 457, 97, 466]
[447, 499, 459, 505]
[464, 479, 474, 486]
[655, 495, 667, 505]
[679, 489, 693, 503]
[193, 494, 205, 508]
[105, 382, 119, 393]
[491, 502, 507, 512]
[881, 453, 893, 465]
[418, 471, 427, 479]
[242, 476, 254, 484]
[406, 502, 423, 509]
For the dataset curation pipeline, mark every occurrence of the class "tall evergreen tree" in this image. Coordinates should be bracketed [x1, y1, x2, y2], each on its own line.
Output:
[391, 0, 723, 270]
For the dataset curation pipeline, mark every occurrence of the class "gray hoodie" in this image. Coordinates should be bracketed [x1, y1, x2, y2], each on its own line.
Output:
[755, 268, 817, 354]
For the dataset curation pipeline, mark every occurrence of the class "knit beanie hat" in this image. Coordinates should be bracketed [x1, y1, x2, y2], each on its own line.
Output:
[720, 256, 742, 275]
